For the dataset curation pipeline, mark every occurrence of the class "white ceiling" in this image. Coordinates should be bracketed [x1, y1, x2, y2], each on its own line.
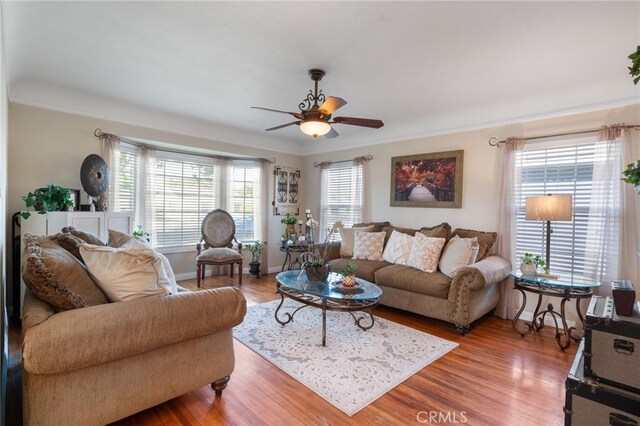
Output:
[3, 1, 639, 155]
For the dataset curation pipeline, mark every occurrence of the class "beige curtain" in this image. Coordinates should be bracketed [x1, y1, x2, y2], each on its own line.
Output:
[318, 162, 331, 240]
[495, 137, 525, 319]
[353, 156, 369, 222]
[101, 134, 119, 211]
[138, 146, 155, 244]
[259, 161, 270, 275]
[586, 124, 639, 289]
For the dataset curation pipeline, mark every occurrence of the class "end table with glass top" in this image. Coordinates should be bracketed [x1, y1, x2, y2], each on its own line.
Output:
[511, 272, 600, 350]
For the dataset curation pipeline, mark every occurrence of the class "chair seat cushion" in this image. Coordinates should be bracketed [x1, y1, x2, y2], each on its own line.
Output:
[197, 247, 242, 262]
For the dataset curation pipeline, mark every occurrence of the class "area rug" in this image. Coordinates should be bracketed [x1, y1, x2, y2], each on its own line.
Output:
[233, 300, 458, 416]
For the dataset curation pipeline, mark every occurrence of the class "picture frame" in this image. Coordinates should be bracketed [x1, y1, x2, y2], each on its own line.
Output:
[390, 150, 463, 208]
[289, 232, 297, 242]
[273, 166, 301, 215]
[66, 188, 81, 211]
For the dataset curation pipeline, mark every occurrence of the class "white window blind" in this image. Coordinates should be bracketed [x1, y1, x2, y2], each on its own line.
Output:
[150, 154, 220, 248]
[514, 136, 617, 278]
[228, 162, 261, 241]
[320, 161, 363, 241]
[111, 146, 138, 214]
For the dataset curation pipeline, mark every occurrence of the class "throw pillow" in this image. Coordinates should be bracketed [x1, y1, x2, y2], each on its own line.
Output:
[382, 230, 415, 265]
[49, 232, 86, 262]
[468, 237, 480, 264]
[108, 229, 133, 248]
[381, 225, 419, 245]
[419, 222, 452, 241]
[22, 234, 108, 311]
[79, 244, 172, 302]
[121, 238, 178, 295]
[451, 228, 497, 261]
[353, 221, 390, 232]
[438, 236, 474, 278]
[406, 232, 446, 273]
[339, 225, 374, 257]
[352, 231, 386, 261]
[62, 226, 105, 246]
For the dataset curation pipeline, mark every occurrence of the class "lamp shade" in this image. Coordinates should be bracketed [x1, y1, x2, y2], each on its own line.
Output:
[300, 119, 331, 137]
[525, 194, 573, 221]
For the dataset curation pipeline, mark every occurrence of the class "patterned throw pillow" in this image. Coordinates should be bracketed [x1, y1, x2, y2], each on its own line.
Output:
[339, 225, 375, 257]
[438, 235, 474, 278]
[352, 231, 386, 261]
[382, 230, 415, 265]
[406, 233, 446, 273]
[468, 237, 480, 264]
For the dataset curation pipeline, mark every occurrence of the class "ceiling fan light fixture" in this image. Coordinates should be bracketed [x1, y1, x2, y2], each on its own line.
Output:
[300, 119, 331, 138]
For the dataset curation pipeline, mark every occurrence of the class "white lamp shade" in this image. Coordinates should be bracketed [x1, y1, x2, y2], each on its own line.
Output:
[525, 194, 573, 221]
[300, 120, 331, 137]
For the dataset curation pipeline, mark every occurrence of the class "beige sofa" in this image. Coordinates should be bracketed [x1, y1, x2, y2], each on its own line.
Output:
[21, 231, 247, 426]
[324, 221, 511, 334]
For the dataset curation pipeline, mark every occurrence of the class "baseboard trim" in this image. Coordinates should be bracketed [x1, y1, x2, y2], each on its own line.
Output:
[518, 311, 576, 328]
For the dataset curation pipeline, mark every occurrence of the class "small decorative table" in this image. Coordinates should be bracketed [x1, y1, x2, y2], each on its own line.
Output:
[279, 243, 309, 271]
[511, 272, 601, 350]
[275, 270, 383, 346]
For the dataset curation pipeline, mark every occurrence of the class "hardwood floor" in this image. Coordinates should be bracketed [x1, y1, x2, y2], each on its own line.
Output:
[8, 273, 577, 425]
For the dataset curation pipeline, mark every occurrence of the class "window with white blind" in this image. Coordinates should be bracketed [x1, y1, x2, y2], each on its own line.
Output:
[150, 154, 220, 248]
[320, 161, 363, 241]
[111, 146, 138, 214]
[514, 135, 617, 278]
[228, 162, 261, 241]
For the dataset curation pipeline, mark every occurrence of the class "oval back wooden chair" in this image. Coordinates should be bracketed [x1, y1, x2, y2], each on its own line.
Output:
[196, 209, 243, 286]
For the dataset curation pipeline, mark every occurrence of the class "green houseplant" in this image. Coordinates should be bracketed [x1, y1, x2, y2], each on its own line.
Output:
[21, 184, 74, 220]
[520, 252, 545, 276]
[622, 160, 640, 192]
[629, 45, 640, 85]
[245, 240, 265, 277]
[132, 225, 150, 242]
[280, 213, 298, 236]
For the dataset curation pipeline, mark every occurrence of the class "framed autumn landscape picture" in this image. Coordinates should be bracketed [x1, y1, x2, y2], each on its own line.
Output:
[390, 150, 463, 208]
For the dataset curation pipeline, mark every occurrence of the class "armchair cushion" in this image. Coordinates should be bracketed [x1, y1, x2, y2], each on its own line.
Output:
[22, 234, 108, 311]
[197, 247, 242, 262]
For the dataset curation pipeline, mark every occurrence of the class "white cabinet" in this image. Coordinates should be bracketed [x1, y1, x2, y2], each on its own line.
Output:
[19, 211, 133, 317]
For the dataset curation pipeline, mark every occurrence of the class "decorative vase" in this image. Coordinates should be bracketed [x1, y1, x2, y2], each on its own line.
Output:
[304, 263, 332, 282]
[285, 224, 296, 236]
[520, 263, 536, 276]
[341, 274, 356, 287]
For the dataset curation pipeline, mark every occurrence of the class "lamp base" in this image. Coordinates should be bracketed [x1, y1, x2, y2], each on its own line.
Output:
[536, 271, 559, 279]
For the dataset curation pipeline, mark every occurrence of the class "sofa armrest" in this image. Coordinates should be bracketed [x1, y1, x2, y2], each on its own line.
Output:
[448, 255, 511, 301]
[23, 287, 247, 375]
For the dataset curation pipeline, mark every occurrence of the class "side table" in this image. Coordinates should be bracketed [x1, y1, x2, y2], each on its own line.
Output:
[279, 243, 309, 271]
[511, 272, 601, 351]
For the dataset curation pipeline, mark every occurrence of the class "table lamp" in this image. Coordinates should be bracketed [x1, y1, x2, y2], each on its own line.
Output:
[525, 194, 573, 278]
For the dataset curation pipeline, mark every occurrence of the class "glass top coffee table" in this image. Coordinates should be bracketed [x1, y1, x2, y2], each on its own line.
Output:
[275, 270, 383, 346]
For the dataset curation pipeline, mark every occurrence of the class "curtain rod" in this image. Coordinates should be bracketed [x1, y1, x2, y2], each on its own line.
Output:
[487, 124, 640, 148]
[313, 155, 373, 168]
[94, 128, 276, 164]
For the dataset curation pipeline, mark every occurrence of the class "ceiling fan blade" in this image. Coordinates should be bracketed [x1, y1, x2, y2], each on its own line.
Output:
[318, 97, 347, 116]
[265, 121, 301, 131]
[332, 116, 384, 128]
[324, 127, 339, 139]
[252, 107, 303, 120]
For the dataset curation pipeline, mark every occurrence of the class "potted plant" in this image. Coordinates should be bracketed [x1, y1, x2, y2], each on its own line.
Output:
[338, 262, 358, 287]
[629, 45, 640, 85]
[132, 225, 150, 242]
[245, 240, 265, 277]
[622, 160, 640, 193]
[280, 213, 298, 236]
[21, 184, 74, 220]
[520, 252, 545, 276]
[302, 221, 343, 282]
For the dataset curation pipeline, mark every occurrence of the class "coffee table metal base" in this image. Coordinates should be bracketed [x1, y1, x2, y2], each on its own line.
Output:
[275, 283, 379, 346]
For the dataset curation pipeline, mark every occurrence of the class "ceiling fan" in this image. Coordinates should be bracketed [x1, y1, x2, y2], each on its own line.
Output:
[252, 69, 384, 139]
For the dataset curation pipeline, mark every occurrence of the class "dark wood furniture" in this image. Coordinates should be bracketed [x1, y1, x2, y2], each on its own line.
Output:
[196, 209, 243, 286]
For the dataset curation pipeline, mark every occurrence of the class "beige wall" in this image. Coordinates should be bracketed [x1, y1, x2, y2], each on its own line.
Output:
[1, 3, 9, 409]
[6, 104, 304, 306]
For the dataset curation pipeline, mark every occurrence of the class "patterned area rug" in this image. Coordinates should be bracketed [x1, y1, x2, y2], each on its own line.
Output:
[233, 300, 458, 416]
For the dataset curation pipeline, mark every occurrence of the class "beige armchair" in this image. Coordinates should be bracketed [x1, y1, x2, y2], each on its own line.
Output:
[22, 286, 246, 426]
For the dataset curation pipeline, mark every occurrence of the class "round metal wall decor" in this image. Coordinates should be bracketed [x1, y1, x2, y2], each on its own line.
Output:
[80, 154, 110, 197]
